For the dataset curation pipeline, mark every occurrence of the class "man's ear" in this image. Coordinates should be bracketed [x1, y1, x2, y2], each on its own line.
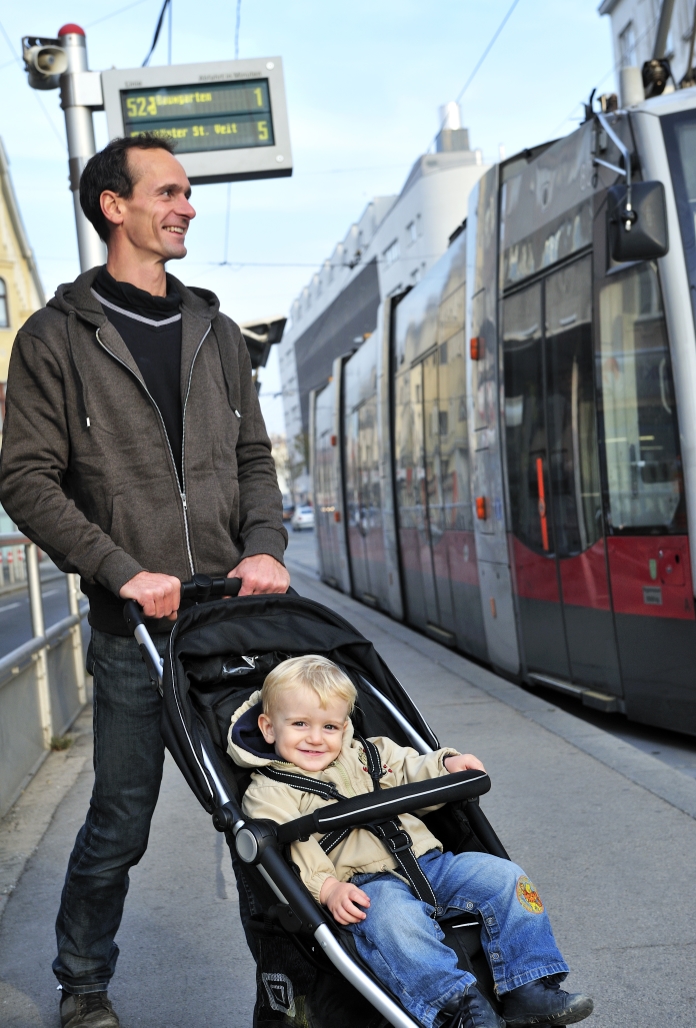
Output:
[258, 712, 275, 744]
[100, 190, 126, 231]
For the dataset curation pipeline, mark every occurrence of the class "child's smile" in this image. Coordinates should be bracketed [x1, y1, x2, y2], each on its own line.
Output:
[257, 685, 349, 771]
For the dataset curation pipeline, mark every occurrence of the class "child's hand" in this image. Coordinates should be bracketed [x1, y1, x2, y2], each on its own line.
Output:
[320, 876, 371, 925]
[444, 753, 486, 773]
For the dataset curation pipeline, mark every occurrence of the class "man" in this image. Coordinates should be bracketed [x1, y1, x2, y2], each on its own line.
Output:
[0, 134, 289, 1028]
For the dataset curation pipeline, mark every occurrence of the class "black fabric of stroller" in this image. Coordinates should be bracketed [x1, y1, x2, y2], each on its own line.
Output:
[161, 593, 439, 811]
[160, 594, 501, 1028]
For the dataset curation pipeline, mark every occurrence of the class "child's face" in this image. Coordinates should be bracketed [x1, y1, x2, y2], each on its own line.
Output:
[258, 685, 349, 771]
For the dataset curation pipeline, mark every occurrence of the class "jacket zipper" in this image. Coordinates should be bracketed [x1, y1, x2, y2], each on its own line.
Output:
[95, 325, 204, 578]
[180, 325, 211, 576]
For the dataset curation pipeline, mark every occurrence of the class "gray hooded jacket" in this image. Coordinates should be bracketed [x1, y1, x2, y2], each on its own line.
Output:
[0, 267, 287, 633]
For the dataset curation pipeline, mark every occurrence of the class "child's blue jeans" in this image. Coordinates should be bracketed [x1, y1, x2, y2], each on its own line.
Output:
[347, 848, 569, 1028]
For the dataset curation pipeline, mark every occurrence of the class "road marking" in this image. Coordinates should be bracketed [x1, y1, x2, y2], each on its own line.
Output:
[0, 602, 21, 614]
[42, 589, 60, 598]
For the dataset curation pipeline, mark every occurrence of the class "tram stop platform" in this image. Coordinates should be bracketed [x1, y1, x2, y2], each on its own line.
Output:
[1, 534, 696, 1028]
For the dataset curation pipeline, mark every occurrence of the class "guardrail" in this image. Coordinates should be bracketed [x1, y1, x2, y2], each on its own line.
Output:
[0, 533, 88, 819]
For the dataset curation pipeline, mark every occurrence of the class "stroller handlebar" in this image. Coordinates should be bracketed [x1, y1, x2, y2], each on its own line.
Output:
[275, 769, 491, 846]
[123, 574, 243, 632]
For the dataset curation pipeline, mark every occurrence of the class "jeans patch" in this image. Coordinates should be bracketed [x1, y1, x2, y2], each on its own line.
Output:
[516, 875, 544, 914]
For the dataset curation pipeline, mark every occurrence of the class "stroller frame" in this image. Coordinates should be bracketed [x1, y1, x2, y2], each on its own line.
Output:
[124, 576, 510, 1028]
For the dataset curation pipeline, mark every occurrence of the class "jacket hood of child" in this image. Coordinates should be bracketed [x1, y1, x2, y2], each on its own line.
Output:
[227, 690, 459, 903]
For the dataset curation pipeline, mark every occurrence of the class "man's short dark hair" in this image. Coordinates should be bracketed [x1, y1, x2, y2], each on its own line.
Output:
[79, 135, 177, 242]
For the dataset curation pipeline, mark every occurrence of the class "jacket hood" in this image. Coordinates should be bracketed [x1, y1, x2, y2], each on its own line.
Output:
[47, 266, 220, 324]
[227, 689, 356, 771]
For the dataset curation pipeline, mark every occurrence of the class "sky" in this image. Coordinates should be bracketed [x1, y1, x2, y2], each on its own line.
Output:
[0, 0, 615, 434]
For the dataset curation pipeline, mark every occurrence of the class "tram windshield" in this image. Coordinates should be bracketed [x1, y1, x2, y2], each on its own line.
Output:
[663, 110, 696, 318]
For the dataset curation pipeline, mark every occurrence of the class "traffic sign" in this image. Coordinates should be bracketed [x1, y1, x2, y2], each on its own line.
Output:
[101, 57, 292, 184]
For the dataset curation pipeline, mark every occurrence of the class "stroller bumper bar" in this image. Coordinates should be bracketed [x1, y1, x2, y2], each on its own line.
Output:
[275, 769, 491, 845]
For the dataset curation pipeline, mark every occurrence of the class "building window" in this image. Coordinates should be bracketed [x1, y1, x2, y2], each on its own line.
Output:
[0, 280, 8, 329]
[619, 21, 636, 67]
[406, 221, 417, 246]
[0, 383, 5, 431]
[384, 239, 400, 267]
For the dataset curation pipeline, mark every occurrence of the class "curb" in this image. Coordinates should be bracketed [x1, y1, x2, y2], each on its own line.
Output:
[287, 558, 696, 821]
[0, 700, 92, 924]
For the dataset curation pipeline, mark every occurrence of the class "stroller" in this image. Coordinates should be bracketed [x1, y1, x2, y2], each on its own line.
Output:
[125, 576, 511, 1028]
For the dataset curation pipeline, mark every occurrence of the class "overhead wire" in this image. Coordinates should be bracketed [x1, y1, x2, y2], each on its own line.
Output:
[87, 0, 153, 28]
[235, 0, 242, 60]
[0, 16, 66, 150]
[143, 0, 171, 66]
[426, 0, 523, 153]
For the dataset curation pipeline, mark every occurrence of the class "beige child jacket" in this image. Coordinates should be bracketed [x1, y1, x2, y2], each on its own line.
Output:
[228, 690, 458, 903]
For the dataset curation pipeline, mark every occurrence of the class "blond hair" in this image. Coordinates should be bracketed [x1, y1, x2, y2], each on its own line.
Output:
[262, 655, 357, 716]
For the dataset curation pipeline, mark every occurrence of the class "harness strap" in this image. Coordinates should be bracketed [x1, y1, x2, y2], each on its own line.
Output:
[257, 765, 344, 802]
[258, 738, 437, 911]
[370, 820, 438, 909]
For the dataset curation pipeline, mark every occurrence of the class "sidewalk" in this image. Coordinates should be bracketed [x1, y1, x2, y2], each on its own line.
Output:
[1, 556, 694, 1026]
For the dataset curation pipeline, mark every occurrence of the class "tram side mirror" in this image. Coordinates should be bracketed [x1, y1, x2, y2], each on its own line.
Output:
[608, 181, 669, 262]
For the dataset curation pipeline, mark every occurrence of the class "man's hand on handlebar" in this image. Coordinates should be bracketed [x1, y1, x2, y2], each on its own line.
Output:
[228, 553, 290, 596]
[119, 571, 181, 620]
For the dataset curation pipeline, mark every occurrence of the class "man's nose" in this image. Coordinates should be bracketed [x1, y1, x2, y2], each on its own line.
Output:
[178, 196, 196, 220]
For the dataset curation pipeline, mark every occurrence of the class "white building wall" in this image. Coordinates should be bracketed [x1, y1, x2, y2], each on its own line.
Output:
[600, 0, 696, 83]
[278, 139, 489, 497]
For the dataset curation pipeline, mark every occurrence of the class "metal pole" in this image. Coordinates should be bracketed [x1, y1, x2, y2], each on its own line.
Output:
[26, 543, 52, 749]
[66, 573, 87, 705]
[58, 26, 106, 272]
[653, 0, 677, 60]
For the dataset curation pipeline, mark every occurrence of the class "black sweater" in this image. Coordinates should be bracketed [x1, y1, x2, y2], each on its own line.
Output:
[92, 267, 183, 484]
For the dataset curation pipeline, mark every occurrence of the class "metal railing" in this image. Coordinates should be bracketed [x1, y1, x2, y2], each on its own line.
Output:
[0, 532, 89, 818]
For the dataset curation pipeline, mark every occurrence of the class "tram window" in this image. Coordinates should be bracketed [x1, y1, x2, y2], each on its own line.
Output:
[545, 257, 601, 555]
[503, 283, 548, 554]
[598, 263, 685, 533]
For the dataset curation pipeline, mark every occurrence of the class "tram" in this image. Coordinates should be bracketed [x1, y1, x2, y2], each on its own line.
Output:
[310, 87, 696, 737]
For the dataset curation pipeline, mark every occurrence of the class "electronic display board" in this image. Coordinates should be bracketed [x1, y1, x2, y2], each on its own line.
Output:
[101, 57, 291, 184]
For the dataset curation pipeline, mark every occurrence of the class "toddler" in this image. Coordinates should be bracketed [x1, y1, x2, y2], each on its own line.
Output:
[228, 655, 593, 1028]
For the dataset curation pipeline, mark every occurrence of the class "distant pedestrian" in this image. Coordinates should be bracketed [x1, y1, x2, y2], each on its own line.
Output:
[0, 134, 289, 1028]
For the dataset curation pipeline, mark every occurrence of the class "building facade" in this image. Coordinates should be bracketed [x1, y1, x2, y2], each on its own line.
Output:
[0, 138, 44, 434]
[600, 0, 696, 83]
[278, 106, 490, 500]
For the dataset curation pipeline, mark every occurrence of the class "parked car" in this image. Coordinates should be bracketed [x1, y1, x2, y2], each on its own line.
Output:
[282, 500, 295, 522]
[291, 505, 315, 531]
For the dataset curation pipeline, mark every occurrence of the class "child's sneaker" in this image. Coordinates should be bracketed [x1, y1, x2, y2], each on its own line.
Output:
[501, 977, 593, 1026]
[443, 985, 505, 1028]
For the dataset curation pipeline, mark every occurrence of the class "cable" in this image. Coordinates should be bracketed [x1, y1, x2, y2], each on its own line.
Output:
[143, 0, 171, 66]
[426, 0, 523, 152]
[235, 0, 242, 60]
[86, 0, 152, 28]
[0, 16, 67, 151]
[549, 11, 661, 137]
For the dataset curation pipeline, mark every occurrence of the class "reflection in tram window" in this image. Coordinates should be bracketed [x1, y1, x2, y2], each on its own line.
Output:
[598, 263, 685, 533]
[503, 283, 548, 554]
[544, 257, 601, 556]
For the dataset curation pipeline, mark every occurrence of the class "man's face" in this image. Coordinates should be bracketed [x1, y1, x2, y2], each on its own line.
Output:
[105, 147, 196, 261]
[257, 686, 349, 772]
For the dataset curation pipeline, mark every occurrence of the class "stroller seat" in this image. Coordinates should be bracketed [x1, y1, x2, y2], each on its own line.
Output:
[154, 591, 510, 1028]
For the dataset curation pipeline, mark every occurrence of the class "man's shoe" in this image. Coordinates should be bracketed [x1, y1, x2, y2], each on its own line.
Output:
[443, 985, 505, 1028]
[60, 991, 120, 1028]
[501, 977, 594, 1027]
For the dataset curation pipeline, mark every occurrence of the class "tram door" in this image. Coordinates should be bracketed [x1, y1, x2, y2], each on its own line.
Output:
[404, 352, 457, 637]
[504, 256, 622, 693]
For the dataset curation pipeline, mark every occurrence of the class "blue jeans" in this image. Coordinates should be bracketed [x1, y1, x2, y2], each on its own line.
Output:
[348, 848, 569, 1028]
[53, 628, 170, 994]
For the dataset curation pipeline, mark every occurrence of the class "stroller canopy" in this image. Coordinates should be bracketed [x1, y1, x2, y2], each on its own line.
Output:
[162, 594, 439, 812]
